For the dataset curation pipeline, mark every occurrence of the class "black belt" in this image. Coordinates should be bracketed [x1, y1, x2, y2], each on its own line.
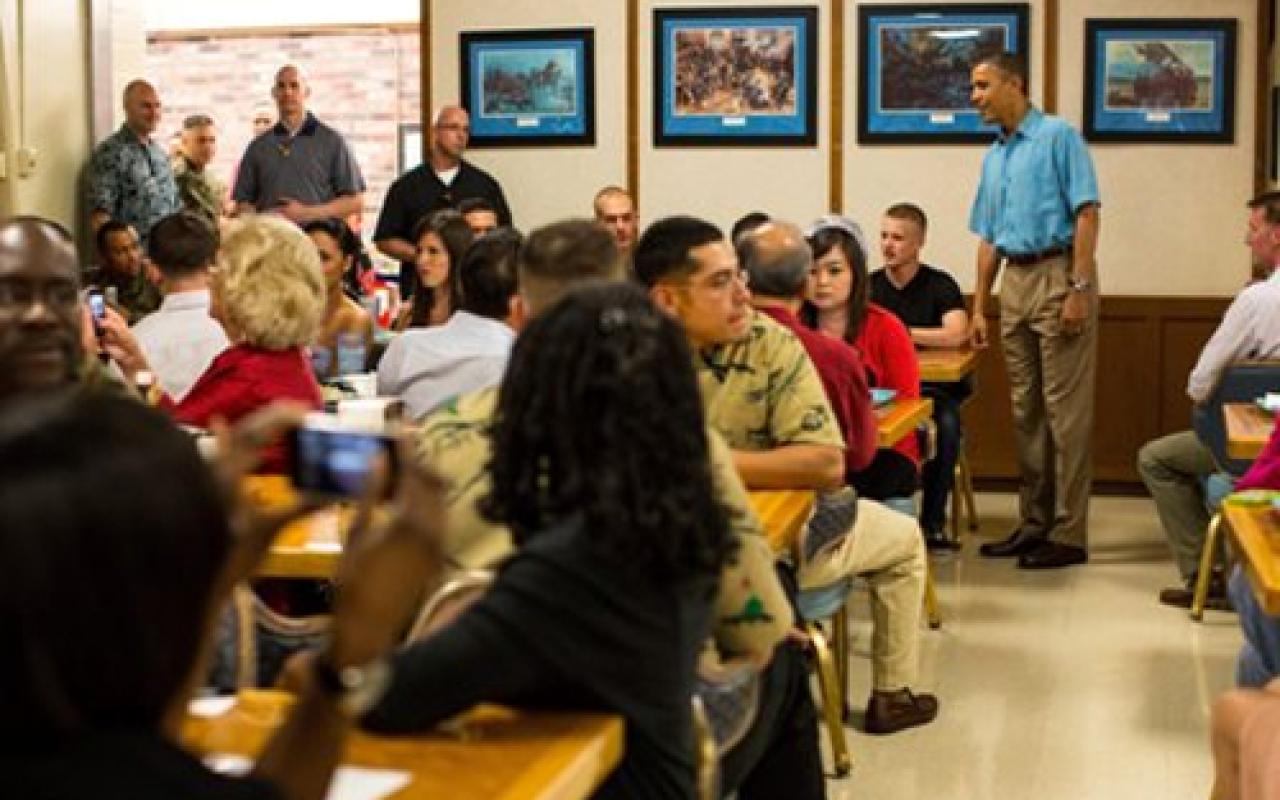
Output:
[1003, 244, 1071, 265]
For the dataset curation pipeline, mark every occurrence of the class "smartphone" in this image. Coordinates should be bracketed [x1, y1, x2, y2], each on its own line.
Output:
[87, 289, 106, 324]
[286, 417, 398, 498]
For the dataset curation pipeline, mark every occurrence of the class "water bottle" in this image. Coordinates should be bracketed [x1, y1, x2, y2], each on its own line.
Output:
[336, 332, 366, 376]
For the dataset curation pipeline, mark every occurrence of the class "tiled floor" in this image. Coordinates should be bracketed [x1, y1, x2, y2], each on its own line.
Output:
[823, 492, 1241, 800]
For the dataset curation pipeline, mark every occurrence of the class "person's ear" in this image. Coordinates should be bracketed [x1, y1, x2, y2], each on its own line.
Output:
[649, 282, 679, 316]
[145, 261, 163, 288]
[507, 295, 527, 331]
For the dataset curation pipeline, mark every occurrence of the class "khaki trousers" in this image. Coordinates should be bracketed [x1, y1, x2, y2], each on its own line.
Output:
[999, 254, 1098, 549]
[799, 499, 925, 692]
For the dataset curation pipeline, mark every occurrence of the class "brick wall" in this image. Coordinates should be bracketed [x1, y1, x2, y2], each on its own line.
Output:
[146, 27, 421, 243]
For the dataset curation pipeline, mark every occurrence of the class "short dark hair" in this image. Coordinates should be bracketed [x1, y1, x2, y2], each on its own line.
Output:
[302, 217, 362, 261]
[407, 209, 474, 328]
[482, 281, 735, 580]
[94, 219, 134, 256]
[147, 212, 218, 279]
[1248, 191, 1280, 225]
[730, 211, 771, 245]
[632, 216, 724, 288]
[183, 114, 214, 130]
[458, 197, 497, 216]
[518, 219, 622, 316]
[459, 228, 522, 320]
[884, 203, 928, 234]
[0, 391, 229, 746]
[978, 51, 1028, 95]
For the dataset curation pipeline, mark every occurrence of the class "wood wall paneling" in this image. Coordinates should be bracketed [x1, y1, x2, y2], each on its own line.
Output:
[964, 296, 1231, 491]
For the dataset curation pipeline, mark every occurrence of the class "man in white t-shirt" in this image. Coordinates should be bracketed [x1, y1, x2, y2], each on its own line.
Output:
[131, 212, 229, 400]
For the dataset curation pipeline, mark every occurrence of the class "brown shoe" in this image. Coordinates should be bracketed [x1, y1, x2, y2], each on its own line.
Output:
[1159, 575, 1232, 611]
[864, 689, 939, 735]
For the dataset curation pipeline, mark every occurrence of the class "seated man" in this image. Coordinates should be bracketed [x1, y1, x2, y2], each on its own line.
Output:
[93, 219, 160, 323]
[458, 196, 499, 238]
[635, 215, 938, 735]
[417, 219, 819, 798]
[132, 211, 230, 400]
[870, 203, 971, 549]
[1138, 191, 1280, 608]
[377, 229, 521, 420]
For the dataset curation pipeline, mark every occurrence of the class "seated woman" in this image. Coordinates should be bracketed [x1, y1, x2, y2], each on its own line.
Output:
[0, 392, 444, 799]
[304, 218, 374, 378]
[804, 215, 922, 502]
[394, 209, 473, 331]
[164, 216, 326, 471]
[362, 283, 738, 799]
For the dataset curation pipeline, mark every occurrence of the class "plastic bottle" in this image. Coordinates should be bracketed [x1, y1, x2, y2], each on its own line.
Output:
[336, 332, 366, 376]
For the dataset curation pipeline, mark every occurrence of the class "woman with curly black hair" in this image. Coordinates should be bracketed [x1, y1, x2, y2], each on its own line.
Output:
[363, 282, 738, 799]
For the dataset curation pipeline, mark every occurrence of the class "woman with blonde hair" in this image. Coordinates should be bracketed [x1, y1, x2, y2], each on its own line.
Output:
[162, 215, 326, 468]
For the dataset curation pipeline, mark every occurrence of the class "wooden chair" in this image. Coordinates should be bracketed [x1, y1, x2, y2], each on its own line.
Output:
[405, 570, 494, 642]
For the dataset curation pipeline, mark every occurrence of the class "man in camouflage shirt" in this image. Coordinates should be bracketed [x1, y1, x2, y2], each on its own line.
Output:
[172, 114, 227, 228]
[634, 215, 939, 736]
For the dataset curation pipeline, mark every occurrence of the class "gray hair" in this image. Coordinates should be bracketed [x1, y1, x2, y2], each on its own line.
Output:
[738, 221, 812, 299]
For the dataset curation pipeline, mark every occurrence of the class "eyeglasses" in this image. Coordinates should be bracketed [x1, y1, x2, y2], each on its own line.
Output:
[0, 278, 80, 313]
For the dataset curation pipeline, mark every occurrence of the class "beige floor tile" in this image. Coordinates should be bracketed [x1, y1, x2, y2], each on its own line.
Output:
[821, 492, 1241, 800]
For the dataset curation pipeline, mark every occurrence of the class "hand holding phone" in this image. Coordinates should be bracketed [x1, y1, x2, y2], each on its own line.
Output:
[286, 415, 400, 499]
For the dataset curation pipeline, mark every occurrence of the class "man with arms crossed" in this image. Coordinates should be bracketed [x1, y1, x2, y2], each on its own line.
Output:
[969, 52, 1102, 570]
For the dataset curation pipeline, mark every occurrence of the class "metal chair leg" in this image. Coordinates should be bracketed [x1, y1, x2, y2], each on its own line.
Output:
[957, 448, 978, 531]
[807, 621, 852, 777]
[924, 560, 942, 630]
[1191, 513, 1223, 622]
[832, 605, 849, 720]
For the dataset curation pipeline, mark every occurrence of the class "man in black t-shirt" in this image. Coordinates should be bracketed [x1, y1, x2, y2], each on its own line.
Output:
[870, 203, 970, 549]
[374, 105, 512, 294]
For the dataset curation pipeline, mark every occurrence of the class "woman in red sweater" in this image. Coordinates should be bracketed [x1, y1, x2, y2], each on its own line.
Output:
[165, 215, 325, 471]
[803, 215, 922, 501]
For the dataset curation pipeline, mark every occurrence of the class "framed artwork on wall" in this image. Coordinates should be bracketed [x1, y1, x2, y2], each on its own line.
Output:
[459, 28, 596, 147]
[1083, 18, 1237, 143]
[857, 3, 1030, 144]
[653, 6, 818, 146]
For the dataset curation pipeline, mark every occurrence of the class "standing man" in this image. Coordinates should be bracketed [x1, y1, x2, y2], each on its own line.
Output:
[172, 114, 227, 228]
[592, 186, 639, 257]
[870, 203, 970, 550]
[86, 80, 181, 243]
[375, 105, 511, 294]
[968, 52, 1101, 570]
[233, 65, 366, 224]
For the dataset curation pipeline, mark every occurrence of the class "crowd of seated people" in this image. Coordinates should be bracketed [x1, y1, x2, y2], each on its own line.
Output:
[23, 59, 1280, 800]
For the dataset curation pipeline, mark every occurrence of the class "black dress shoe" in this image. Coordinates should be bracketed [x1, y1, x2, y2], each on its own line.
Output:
[1017, 541, 1087, 570]
[979, 529, 1045, 558]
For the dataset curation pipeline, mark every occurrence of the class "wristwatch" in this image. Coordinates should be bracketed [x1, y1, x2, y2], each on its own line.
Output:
[1068, 276, 1093, 293]
[313, 652, 392, 716]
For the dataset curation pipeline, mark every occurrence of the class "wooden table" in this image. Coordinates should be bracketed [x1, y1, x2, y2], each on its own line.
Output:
[1225, 403, 1274, 461]
[184, 690, 623, 800]
[749, 490, 815, 555]
[1223, 503, 1280, 615]
[916, 349, 978, 383]
[875, 397, 934, 448]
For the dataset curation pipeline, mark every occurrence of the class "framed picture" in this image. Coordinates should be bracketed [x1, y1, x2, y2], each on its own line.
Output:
[653, 6, 818, 146]
[1083, 19, 1237, 143]
[857, 4, 1030, 144]
[459, 28, 595, 147]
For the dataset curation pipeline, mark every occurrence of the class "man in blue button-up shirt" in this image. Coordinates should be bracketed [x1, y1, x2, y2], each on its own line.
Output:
[967, 52, 1101, 571]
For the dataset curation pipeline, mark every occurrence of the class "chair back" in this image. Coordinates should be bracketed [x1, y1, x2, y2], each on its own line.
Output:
[404, 570, 493, 643]
[1192, 361, 1280, 475]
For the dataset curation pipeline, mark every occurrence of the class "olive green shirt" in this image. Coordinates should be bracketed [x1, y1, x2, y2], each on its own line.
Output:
[416, 385, 794, 660]
[696, 309, 844, 452]
[172, 156, 226, 228]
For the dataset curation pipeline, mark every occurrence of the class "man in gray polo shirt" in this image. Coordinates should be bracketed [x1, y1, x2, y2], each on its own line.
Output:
[232, 64, 365, 224]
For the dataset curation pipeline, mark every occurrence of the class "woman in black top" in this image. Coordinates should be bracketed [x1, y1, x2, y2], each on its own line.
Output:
[363, 283, 738, 798]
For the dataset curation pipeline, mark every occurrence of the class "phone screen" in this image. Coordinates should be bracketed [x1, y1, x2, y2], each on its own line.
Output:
[88, 290, 106, 322]
[287, 424, 397, 498]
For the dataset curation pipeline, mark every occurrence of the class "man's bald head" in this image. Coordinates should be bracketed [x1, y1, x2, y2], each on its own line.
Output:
[0, 218, 84, 399]
[122, 79, 162, 137]
[272, 64, 310, 121]
[431, 105, 470, 165]
[737, 220, 811, 299]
